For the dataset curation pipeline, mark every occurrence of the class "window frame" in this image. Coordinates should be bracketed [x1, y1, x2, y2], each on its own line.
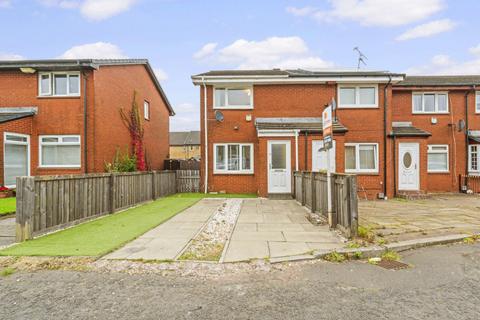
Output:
[213, 143, 254, 174]
[427, 144, 449, 173]
[39, 135, 81, 168]
[144, 100, 150, 120]
[344, 142, 379, 174]
[469, 145, 479, 173]
[337, 84, 379, 108]
[213, 86, 254, 110]
[412, 92, 449, 114]
[476, 92, 480, 114]
[4, 132, 31, 188]
[38, 71, 81, 97]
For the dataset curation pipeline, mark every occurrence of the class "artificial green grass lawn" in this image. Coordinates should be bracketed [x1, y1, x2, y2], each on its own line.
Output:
[0, 193, 256, 257]
[0, 197, 16, 216]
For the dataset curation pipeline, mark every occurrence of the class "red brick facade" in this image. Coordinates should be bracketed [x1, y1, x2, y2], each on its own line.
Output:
[0, 61, 172, 186]
[195, 73, 480, 198]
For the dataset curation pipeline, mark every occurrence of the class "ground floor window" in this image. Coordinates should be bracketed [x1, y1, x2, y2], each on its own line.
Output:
[469, 145, 479, 173]
[214, 143, 253, 174]
[39, 135, 81, 168]
[345, 143, 378, 173]
[427, 145, 449, 173]
[4, 133, 30, 187]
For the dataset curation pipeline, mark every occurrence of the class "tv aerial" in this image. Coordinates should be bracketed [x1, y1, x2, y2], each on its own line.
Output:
[353, 47, 368, 70]
[214, 110, 224, 122]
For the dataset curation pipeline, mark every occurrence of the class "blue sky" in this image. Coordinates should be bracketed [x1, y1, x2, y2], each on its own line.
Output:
[1, 0, 479, 131]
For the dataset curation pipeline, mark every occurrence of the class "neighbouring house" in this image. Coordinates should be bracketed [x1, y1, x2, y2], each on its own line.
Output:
[169, 130, 201, 160]
[191, 70, 480, 198]
[0, 59, 174, 187]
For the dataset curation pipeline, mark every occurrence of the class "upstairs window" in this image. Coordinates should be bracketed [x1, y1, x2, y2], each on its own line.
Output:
[39, 72, 80, 97]
[476, 92, 480, 113]
[412, 93, 448, 114]
[427, 145, 449, 173]
[214, 87, 253, 109]
[144, 101, 150, 120]
[338, 85, 378, 108]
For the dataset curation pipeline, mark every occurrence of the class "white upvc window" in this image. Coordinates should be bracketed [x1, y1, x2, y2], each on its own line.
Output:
[144, 101, 150, 120]
[39, 135, 81, 168]
[38, 72, 81, 97]
[427, 145, 449, 173]
[338, 85, 378, 108]
[4, 132, 30, 187]
[412, 92, 448, 114]
[345, 143, 379, 173]
[476, 92, 480, 113]
[214, 143, 254, 174]
[469, 145, 479, 173]
[214, 87, 253, 109]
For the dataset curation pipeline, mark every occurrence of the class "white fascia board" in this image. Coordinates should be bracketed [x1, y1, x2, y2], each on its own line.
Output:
[257, 129, 296, 137]
[192, 76, 404, 86]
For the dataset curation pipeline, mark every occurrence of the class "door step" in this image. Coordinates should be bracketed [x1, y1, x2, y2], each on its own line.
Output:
[268, 193, 293, 200]
[397, 191, 430, 201]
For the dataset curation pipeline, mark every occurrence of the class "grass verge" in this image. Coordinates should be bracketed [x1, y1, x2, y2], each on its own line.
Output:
[0, 194, 202, 257]
[0, 197, 16, 216]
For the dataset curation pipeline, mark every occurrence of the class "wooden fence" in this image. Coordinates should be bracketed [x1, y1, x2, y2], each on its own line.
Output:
[15, 171, 177, 242]
[176, 170, 200, 193]
[293, 171, 358, 238]
[460, 175, 480, 193]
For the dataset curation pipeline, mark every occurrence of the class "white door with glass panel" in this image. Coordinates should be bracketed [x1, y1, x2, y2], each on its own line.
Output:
[398, 143, 419, 191]
[268, 141, 291, 193]
[312, 140, 336, 172]
[4, 133, 30, 187]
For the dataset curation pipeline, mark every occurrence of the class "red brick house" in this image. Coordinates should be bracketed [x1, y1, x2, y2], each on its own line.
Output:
[192, 70, 480, 199]
[0, 59, 174, 187]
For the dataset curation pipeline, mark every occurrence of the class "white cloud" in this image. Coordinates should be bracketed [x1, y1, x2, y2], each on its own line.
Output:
[0, 52, 24, 60]
[406, 45, 480, 75]
[193, 43, 218, 60]
[38, 0, 138, 20]
[287, 0, 445, 27]
[210, 36, 333, 69]
[0, 0, 11, 8]
[396, 19, 456, 41]
[170, 103, 199, 131]
[286, 6, 316, 17]
[153, 68, 168, 81]
[59, 42, 127, 59]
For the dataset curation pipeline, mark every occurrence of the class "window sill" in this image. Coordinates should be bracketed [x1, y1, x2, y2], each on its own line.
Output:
[428, 170, 450, 174]
[213, 171, 254, 175]
[412, 112, 449, 115]
[37, 95, 81, 99]
[338, 105, 378, 109]
[37, 166, 82, 170]
[213, 106, 253, 110]
[345, 170, 379, 175]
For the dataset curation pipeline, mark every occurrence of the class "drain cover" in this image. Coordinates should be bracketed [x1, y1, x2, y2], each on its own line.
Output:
[376, 260, 409, 270]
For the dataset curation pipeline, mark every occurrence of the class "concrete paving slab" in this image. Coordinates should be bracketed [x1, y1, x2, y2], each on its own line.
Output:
[234, 223, 257, 232]
[306, 242, 344, 251]
[223, 240, 269, 263]
[126, 238, 188, 260]
[237, 214, 264, 223]
[231, 231, 285, 241]
[268, 241, 310, 258]
[139, 227, 198, 239]
[287, 214, 309, 223]
[283, 231, 340, 243]
[262, 213, 291, 223]
[257, 223, 305, 232]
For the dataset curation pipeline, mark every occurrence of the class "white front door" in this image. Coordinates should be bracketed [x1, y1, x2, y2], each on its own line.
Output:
[312, 140, 336, 172]
[398, 143, 419, 191]
[4, 133, 30, 187]
[268, 140, 291, 194]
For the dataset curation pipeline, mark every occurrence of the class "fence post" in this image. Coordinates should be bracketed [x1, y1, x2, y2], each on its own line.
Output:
[109, 173, 117, 214]
[330, 174, 337, 228]
[311, 172, 316, 213]
[151, 171, 157, 200]
[16, 177, 35, 242]
[348, 176, 359, 237]
[301, 172, 306, 206]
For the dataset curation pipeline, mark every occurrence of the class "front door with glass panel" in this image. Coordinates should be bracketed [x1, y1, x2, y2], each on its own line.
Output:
[4, 133, 30, 187]
[398, 143, 419, 191]
[268, 140, 291, 194]
[312, 140, 336, 172]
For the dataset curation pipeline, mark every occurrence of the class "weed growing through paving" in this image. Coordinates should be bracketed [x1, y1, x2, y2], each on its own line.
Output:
[358, 225, 376, 243]
[381, 250, 401, 261]
[345, 242, 361, 249]
[324, 252, 346, 263]
[0, 267, 15, 277]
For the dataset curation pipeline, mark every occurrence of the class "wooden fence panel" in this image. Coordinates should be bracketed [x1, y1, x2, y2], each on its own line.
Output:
[176, 170, 200, 193]
[461, 175, 480, 193]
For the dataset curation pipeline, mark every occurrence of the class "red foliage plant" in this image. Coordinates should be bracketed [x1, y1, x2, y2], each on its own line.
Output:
[120, 91, 146, 171]
[0, 186, 10, 192]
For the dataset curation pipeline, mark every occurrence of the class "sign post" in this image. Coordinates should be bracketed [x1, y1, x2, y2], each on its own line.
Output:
[322, 100, 334, 227]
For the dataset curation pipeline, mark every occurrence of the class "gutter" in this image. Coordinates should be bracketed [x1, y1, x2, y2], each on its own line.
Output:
[383, 76, 392, 199]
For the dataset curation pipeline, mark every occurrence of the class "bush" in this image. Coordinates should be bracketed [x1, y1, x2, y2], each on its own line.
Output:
[105, 148, 137, 173]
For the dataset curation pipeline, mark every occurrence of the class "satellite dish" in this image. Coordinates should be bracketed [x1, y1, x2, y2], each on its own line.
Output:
[215, 110, 224, 122]
[458, 119, 466, 132]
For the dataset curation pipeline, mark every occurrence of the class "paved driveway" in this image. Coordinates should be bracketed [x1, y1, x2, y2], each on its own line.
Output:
[106, 198, 343, 262]
[360, 194, 480, 242]
[0, 217, 15, 248]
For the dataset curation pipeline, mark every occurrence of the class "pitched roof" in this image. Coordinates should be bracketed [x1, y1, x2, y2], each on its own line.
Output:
[255, 117, 348, 133]
[389, 122, 431, 137]
[193, 68, 403, 78]
[0, 107, 37, 124]
[169, 131, 200, 146]
[0, 59, 174, 116]
[397, 75, 480, 87]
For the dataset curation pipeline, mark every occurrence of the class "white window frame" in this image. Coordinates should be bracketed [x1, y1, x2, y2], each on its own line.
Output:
[144, 100, 150, 120]
[39, 135, 81, 168]
[213, 86, 254, 110]
[412, 92, 449, 114]
[338, 84, 378, 108]
[38, 71, 81, 97]
[476, 92, 480, 114]
[213, 143, 254, 174]
[469, 145, 479, 173]
[427, 144, 449, 173]
[4, 132, 30, 188]
[344, 143, 379, 174]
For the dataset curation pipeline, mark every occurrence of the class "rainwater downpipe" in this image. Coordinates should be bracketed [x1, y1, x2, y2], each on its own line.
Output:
[465, 85, 475, 176]
[83, 71, 88, 173]
[202, 77, 208, 193]
[295, 130, 299, 171]
[383, 76, 392, 198]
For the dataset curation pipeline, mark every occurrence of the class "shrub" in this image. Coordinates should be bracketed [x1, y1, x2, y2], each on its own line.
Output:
[105, 148, 137, 173]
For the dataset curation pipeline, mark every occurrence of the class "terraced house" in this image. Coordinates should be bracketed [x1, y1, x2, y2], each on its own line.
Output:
[0, 59, 174, 187]
[192, 70, 480, 199]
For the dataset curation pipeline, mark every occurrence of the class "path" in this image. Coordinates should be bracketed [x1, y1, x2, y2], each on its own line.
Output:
[0, 217, 15, 248]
